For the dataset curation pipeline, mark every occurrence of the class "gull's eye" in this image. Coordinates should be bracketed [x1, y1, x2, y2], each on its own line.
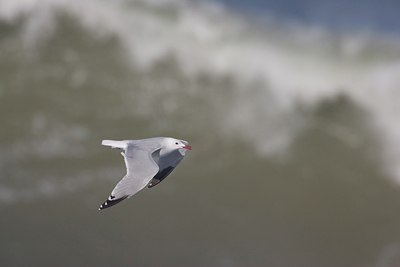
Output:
[175, 142, 179, 145]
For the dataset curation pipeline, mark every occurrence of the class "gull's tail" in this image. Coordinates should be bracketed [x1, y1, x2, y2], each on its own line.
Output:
[101, 140, 128, 149]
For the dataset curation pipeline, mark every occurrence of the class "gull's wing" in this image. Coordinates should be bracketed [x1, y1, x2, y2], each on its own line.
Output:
[147, 166, 175, 188]
[99, 143, 160, 210]
[147, 150, 184, 188]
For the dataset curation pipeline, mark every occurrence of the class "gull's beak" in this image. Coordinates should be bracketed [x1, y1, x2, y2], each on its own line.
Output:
[182, 144, 192, 150]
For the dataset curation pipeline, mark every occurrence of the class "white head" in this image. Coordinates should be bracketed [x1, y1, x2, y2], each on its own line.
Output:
[163, 137, 192, 155]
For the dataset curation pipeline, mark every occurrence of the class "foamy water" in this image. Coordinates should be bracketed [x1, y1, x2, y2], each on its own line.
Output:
[2, 0, 399, 180]
[2, 1, 400, 266]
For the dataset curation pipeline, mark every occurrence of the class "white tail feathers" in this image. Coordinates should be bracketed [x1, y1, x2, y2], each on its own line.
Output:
[101, 140, 128, 149]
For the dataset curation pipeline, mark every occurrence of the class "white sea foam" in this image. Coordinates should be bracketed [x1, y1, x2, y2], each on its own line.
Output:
[0, 168, 121, 204]
[1, 0, 400, 182]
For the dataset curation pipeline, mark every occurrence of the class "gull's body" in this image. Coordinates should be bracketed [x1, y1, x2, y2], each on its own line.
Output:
[99, 137, 191, 210]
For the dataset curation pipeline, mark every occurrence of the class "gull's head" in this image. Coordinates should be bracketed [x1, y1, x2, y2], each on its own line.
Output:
[165, 137, 191, 154]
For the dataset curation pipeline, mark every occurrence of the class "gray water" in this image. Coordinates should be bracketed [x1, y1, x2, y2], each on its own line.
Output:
[2, 0, 400, 266]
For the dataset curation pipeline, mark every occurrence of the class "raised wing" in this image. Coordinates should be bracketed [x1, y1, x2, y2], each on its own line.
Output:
[147, 149, 184, 188]
[147, 166, 175, 188]
[99, 144, 160, 210]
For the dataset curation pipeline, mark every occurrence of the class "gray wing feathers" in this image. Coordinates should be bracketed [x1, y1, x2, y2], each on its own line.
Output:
[111, 145, 160, 199]
[147, 150, 184, 188]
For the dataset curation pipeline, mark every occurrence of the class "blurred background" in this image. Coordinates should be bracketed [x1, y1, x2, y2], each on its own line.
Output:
[1, 0, 400, 266]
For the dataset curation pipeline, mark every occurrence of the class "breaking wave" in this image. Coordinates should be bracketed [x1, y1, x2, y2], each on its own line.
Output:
[1, 0, 400, 202]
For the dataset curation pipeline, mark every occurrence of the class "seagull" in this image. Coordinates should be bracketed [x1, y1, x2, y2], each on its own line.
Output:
[99, 137, 191, 210]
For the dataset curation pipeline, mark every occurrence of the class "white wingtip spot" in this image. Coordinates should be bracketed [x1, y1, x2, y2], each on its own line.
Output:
[104, 202, 108, 206]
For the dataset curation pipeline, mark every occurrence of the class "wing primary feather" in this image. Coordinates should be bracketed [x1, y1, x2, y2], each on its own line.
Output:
[98, 195, 128, 210]
[147, 166, 175, 188]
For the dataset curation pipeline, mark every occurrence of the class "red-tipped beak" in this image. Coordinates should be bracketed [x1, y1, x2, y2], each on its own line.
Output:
[182, 145, 192, 150]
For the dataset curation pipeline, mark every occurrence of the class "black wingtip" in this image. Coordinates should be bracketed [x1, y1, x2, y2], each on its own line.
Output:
[98, 195, 127, 210]
[147, 166, 175, 188]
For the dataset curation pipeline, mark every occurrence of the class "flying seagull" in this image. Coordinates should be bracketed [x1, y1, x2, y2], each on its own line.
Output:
[99, 137, 191, 210]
